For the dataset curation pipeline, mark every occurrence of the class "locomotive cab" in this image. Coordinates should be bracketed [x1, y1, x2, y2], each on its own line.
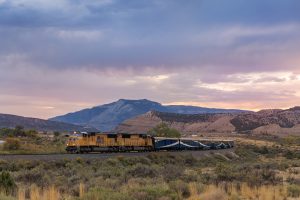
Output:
[66, 135, 82, 153]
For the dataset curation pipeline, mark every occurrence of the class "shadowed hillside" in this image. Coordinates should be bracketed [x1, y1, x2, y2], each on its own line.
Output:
[231, 107, 300, 130]
[0, 113, 96, 132]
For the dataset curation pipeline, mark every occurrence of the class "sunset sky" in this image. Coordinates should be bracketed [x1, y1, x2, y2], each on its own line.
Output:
[1, 0, 300, 119]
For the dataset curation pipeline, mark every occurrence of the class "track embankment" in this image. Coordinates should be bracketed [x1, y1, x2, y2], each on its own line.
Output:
[0, 149, 234, 161]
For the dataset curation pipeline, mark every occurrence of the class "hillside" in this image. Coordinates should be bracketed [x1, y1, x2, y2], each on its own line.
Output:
[0, 113, 95, 132]
[231, 106, 300, 135]
[115, 111, 236, 135]
[116, 107, 300, 136]
[50, 99, 245, 131]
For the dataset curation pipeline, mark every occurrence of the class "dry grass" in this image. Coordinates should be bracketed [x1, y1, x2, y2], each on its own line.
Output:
[17, 188, 25, 200]
[10, 182, 300, 200]
[79, 183, 85, 198]
[187, 183, 299, 200]
[15, 185, 60, 200]
[43, 186, 60, 200]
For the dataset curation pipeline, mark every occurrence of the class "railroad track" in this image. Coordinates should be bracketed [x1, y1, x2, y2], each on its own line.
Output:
[0, 148, 234, 161]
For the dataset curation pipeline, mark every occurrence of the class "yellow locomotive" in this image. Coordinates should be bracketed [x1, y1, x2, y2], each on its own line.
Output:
[66, 132, 153, 153]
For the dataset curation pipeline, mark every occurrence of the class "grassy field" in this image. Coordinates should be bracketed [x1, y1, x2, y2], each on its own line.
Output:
[0, 136, 299, 200]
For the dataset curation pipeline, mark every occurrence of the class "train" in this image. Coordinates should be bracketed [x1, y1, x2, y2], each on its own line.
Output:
[66, 132, 234, 153]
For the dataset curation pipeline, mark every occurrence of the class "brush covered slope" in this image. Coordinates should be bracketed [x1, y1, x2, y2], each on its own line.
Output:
[232, 107, 300, 135]
[115, 111, 236, 135]
[116, 107, 300, 136]
[50, 99, 245, 131]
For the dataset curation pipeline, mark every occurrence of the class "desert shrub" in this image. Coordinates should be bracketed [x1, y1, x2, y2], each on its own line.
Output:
[16, 169, 43, 184]
[127, 164, 157, 178]
[25, 130, 38, 137]
[0, 171, 16, 195]
[0, 128, 14, 137]
[284, 150, 300, 159]
[13, 126, 25, 136]
[234, 146, 257, 161]
[288, 184, 300, 197]
[54, 131, 60, 137]
[215, 163, 235, 182]
[280, 136, 300, 146]
[200, 151, 237, 168]
[117, 156, 151, 167]
[132, 184, 177, 200]
[0, 127, 39, 138]
[170, 180, 191, 198]
[3, 138, 21, 150]
[0, 194, 15, 200]
[161, 164, 183, 182]
[80, 187, 130, 200]
[212, 162, 281, 186]
[147, 153, 189, 167]
[183, 154, 197, 167]
[105, 158, 118, 167]
[76, 157, 84, 164]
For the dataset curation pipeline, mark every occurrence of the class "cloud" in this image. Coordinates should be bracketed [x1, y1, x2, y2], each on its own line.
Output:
[1, 1, 300, 72]
[1, 0, 300, 117]
[1, 61, 300, 118]
[55, 29, 104, 40]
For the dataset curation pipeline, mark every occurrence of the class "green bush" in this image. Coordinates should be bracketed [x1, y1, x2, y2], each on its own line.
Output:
[148, 123, 181, 138]
[288, 184, 300, 197]
[54, 131, 60, 137]
[0, 171, 16, 195]
[0, 128, 14, 137]
[25, 129, 38, 137]
[0, 126, 38, 138]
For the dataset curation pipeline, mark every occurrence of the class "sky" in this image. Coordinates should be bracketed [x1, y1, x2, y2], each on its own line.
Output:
[1, 0, 300, 119]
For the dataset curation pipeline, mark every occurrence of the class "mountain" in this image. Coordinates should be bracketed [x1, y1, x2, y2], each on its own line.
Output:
[116, 107, 300, 137]
[0, 113, 96, 132]
[49, 99, 246, 131]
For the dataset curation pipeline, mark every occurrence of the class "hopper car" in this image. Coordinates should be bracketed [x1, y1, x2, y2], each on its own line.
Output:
[66, 132, 234, 153]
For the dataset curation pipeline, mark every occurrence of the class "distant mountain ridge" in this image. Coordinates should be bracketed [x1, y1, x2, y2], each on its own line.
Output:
[0, 113, 96, 132]
[50, 99, 246, 131]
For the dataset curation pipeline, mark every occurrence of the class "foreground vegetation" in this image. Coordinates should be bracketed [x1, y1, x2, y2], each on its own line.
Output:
[1, 127, 300, 199]
[0, 139, 299, 199]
